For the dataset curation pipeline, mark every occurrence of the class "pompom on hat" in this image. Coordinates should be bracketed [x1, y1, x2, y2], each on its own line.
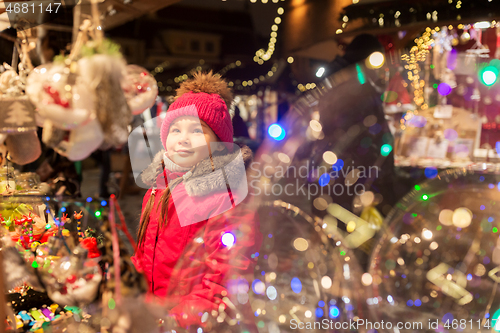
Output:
[160, 71, 234, 150]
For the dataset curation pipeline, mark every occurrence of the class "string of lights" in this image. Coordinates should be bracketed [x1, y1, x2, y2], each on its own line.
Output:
[341, 0, 500, 32]
[249, 0, 285, 3]
[400, 28, 434, 130]
[152, 59, 281, 93]
[231, 62, 281, 91]
[253, 6, 285, 64]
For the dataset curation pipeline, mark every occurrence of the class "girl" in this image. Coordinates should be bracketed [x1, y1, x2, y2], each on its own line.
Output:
[132, 72, 262, 330]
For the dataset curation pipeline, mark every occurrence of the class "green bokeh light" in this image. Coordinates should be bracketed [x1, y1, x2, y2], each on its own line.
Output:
[492, 309, 500, 331]
[108, 298, 116, 310]
[381, 144, 393, 156]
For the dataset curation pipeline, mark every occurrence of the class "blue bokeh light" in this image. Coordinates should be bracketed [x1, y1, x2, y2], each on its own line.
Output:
[329, 306, 340, 319]
[268, 124, 286, 141]
[291, 277, 302, 293]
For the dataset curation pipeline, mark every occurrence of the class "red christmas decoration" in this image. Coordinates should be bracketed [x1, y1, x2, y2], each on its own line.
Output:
[43, 84, 70, 109]
[80, 237, 101, 258]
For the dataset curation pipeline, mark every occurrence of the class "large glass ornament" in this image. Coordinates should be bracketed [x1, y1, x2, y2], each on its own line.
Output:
[368, 168, 500, 332]
[166, 200, 368, 332]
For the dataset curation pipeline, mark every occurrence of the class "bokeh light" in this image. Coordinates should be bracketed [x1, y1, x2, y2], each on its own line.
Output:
[480, 66, 499, 86]
[268, 123, 286, 141]
[437, 82, 452, 96]
[368, 52, 385, 68]
[221, 232, 236, 247]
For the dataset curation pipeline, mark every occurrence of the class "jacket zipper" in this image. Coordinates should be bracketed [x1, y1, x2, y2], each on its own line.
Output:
[151, 224, 159, 293]
[151, 189, 160, 293]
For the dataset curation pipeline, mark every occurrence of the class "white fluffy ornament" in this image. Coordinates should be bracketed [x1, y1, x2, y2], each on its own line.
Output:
[26, 64, 95, 130]
[79, 54, 132, 149]
[51, 117, 104, 161]
[0, 70, 17, 92]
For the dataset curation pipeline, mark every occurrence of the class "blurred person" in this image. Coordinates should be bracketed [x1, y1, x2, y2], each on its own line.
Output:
[232, 105, 250, 138]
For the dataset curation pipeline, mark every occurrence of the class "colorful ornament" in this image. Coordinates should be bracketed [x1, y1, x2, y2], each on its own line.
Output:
[40, 245, 102, 306]
[74, 210, 83, 241]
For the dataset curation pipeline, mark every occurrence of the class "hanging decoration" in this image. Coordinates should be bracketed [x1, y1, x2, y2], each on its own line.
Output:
[25, 0, 137, 160]
[0, 35, 41, 166]
[121, 65, 158, 115]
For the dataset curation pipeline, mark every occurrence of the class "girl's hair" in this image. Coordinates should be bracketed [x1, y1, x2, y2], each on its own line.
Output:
[137, 184, 171, 246]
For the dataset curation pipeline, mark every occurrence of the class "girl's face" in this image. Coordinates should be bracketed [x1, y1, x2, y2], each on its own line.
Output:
[166, 116, 221, 167]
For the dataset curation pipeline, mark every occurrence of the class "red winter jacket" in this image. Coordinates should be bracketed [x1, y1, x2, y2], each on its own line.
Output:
[132, 145, 262, 329]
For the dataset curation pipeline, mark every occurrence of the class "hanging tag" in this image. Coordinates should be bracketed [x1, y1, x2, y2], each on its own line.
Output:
[0, 95, 37, 133]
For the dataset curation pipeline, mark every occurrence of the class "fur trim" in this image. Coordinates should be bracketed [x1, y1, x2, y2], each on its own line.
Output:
[140, 144, 253, 197]
[141, 150, 165, 186]
[176, 71, 233, 107]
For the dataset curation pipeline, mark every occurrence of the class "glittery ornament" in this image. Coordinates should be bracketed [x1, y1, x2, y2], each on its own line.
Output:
[40, 245, 102, 306]
[122, 65, 158, 115]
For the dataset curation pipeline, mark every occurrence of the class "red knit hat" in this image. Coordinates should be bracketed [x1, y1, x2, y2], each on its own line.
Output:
[160, 72, 234, 150]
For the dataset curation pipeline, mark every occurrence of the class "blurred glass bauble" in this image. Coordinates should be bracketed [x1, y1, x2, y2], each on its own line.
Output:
[41, 245, 102, 306]
[368, 168, 500, 332]
[167, 199, 368, 332]
[121, 65, 158, 115]
[249, 201, 368, 333]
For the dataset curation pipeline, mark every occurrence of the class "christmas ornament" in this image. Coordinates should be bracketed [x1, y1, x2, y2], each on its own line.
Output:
[51, 117, 104, 161]
[383, 71, 415, 114]
[5, 131, 42, 165]
[79, 54, 132, 149]
[27, 64, 95, 130]
[0, 141, 6, 168]
[80, 237, 100, 259]
[168, 200, 368, 332]
[25, 63, 51, 106]
[0, 56, 41, 166]
[122, 65, 158, 115]
[41, 245, 102, 306]
[0, 95, 37, 133]
[368, 169, 500, 332]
